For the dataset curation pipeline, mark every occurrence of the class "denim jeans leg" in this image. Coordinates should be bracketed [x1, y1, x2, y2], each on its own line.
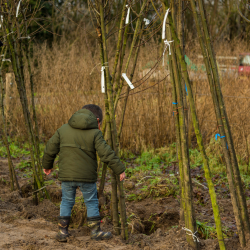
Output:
[60, 182, 77, 216]
[79, 182, 100, 218]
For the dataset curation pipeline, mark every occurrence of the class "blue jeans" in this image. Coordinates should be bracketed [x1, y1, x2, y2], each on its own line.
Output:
[60, 181, 100, 218]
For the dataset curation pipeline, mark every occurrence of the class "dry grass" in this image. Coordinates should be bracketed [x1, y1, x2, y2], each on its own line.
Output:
[2, 35, 250, 160]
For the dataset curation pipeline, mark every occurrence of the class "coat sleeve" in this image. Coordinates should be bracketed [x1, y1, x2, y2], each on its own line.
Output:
[94, 130, 125, 175]
[42, 130, 60, 169]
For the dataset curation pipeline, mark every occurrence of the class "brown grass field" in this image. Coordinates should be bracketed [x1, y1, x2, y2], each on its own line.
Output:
[3, 35, 250, 160]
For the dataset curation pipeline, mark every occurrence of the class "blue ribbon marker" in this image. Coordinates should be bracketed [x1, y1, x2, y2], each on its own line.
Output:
[215, 134, 225, 140]
[215, 134, 228, 149]
[172, 102, 178, 105]
[185, 84, 188, 95]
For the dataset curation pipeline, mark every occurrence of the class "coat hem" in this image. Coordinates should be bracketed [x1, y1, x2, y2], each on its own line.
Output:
[58, 178, 97, 183]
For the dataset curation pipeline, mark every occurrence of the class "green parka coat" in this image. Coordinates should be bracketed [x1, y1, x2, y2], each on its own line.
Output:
[42, 109, 125, 182]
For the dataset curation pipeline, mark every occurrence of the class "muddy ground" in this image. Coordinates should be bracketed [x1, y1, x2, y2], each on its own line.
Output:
[1, 157, 250, 250]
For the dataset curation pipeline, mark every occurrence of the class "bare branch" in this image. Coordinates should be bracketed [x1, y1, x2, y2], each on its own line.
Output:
[237, 0, 250, 23]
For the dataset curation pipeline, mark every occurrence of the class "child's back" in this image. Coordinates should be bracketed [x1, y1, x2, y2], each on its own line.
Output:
[42, 105, 125, 242]
[43, 108, 125, 182]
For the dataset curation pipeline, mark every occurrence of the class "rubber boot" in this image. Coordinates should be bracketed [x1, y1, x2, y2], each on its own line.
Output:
[87, 216, 112, 240]
[55, 216, 70, 242]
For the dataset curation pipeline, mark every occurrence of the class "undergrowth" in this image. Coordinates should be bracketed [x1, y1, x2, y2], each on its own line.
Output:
[1, 136, 250, 186]
[0, 137, 247, 239]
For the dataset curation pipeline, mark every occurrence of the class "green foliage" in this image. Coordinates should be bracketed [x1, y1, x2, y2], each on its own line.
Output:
[196, 220, 217, 239]
[205, 138, 225, 174]
[189, 148, 203, 168]
[196, 220, 229, 239]
[127, 193, 137, 201]
[75, 196, 84, 203]
[126, 175, 179, 201]
[16, 159, 31, 170]
[0, 139, 30, 158]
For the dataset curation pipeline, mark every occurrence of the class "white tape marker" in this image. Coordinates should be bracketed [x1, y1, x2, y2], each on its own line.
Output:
[144, 18, 150, 26]
[18, 36, 31, 39]
[16, 0, 23, 17]
[122, 73, 134, 89]
[101, 66, 105, 93]
[0, 15, 3, 28]
[164, 39, 174, 55]
[162, 39, 173, 66]
[162, 8, 170, 40]
[182, 227, 200, 242]
[125, 5, 130, 24]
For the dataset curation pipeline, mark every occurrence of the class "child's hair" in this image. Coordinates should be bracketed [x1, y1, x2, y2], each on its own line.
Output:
[82, 104, 103, 123]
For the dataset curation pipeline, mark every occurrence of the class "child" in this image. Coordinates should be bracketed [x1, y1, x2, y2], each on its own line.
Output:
[42, 104, 126, 242]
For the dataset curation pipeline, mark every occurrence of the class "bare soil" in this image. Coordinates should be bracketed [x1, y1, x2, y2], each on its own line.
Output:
[1, 157, 250, 250]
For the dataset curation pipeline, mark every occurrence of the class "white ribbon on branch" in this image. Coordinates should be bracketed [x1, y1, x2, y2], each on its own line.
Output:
[18, 36, 31, 39]
[101, 63, 109, 93]
[162, 8, 170, 40]
[164, 39, 174, 55]
[101, 66, 105, 93]
[0, 15, 3, 28]
[161, 8, 173, 66]
[125, 5, 130, 24]
[162, 40, 173, 66]
[143, 18, 150, 26]
[122, 73, 134, 89]
[2, 59, 11, 62]
[16, 0, 23, 17]
[182, 227, 200, 242]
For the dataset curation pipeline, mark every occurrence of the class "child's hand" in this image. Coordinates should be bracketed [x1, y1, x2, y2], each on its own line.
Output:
[120, 172, 126, 181]
[43, 169, 52, 175]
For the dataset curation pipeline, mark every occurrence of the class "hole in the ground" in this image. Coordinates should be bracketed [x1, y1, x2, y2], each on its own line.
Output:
[140, 212, 180, 235]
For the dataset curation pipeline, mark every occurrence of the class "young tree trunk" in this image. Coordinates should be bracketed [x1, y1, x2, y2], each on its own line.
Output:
[114, 0, 147, 110]
[3, 11, 50, 201]
[163, 5, 199, 248]
[99, 3, 128, 239]
[169, 54, 185, 225]
[188, 0, 245, 246]
[118, 23, 144, 141]
[22, 10, 43, 182]
[0, 46, 20, 194]
[171, 44, 199, 250]
[197, 0, 250, 236]
[114, 24, 129, 108]
[111, 0, 127, 86]
[163, 5, 185, 225]
[167, 5, 226, 248]
[97, 37, 120, 234]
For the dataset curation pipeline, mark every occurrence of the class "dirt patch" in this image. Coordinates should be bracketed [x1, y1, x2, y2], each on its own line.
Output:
[46, 185, 62, 203]
[126, 197, 180, 234]
[1, 157, 250, 249]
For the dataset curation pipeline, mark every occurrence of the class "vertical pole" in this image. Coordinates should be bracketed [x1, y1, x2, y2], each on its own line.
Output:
[164, 6, 199, 248]
[99, 2, 128, 239]
[197, 0, 250, 236]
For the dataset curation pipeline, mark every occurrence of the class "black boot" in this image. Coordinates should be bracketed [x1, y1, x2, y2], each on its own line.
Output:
[87, 216, 112, 240]
[55, 216, 70, 242]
